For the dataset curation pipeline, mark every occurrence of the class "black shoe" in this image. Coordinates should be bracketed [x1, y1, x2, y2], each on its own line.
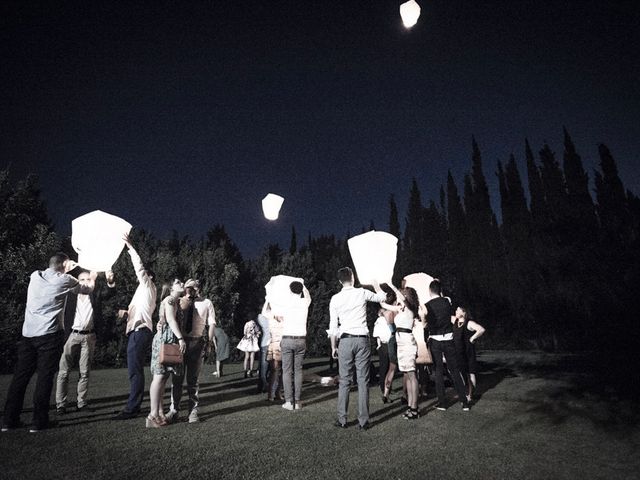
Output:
[462, 402, 471, 411]
[358, 422, 370, 431]
[402, 408, 420, 420]
[56, 407, 67, 415]
[29, 420, 58, 433]
[435, 403, 447, 411]
[333, 420, 347, 429]
[382, 395, 389, 404]
[113, 411, 138, 420]
[1, 421, 25, 432]
[76, 405, 95, 413]
[244, 371, 248, 379]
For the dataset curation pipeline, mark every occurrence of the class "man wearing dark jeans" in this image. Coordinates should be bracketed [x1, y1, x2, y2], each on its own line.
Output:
[2, 253, 83, 433]
[114, 234, 157, 420]
[425, 279, 470, 411]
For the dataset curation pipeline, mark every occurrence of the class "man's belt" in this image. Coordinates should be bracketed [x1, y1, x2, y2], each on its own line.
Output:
[395, 328, 412, 334]
[340, 333, 369, 339]
[282, 335, 306, 339]
[72, 329, 94, 335]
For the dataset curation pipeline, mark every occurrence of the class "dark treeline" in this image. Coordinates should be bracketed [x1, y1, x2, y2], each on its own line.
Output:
[1, 130, 639, 372]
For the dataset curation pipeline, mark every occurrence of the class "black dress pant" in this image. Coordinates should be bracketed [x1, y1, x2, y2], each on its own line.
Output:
[430, 338, 468, 405]
[3, 331, 64, 429]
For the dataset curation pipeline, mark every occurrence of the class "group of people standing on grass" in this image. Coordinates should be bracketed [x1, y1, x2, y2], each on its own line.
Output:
[1, 235, 484, 433]
[373, 280, 486, 421]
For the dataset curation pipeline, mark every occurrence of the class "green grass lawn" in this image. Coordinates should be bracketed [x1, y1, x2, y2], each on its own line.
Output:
[0, 351, 637, 479]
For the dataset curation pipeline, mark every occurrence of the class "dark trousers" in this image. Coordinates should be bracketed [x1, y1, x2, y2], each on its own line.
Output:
[125, 328, 152, 413]
[377, 343, 390, 393]
[430, 339, 467, 405]
[170, 337, 205, 413]
[3, 331, 64, 429]
[258, 345, 269, 392]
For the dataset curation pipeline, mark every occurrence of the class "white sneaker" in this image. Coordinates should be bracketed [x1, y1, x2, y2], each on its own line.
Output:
[165, 409, 179, 423]
[282, 402, 294, 411]
[294, 402, 303, 410]
[188, 410, 199, 423]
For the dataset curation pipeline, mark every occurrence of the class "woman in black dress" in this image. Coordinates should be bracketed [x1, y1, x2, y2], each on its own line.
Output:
[452, 307, 486, 401]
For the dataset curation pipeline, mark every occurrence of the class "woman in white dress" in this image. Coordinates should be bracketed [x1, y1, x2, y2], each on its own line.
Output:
[380, 285, 424, 420]
[237, 319, 260, 377]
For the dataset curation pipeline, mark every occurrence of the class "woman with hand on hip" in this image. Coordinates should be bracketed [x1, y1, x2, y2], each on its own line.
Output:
[452, 306, 485, 401]
[147, 280, 186, 428]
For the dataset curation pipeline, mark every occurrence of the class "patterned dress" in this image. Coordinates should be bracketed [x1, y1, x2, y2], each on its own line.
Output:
[151, 296, 184, 376]
[237, 320, 260, 353]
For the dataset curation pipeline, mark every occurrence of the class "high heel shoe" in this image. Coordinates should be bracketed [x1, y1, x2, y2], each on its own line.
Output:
[382, 395, 389, 404]
[402, 408, 420, 420]
[146, 416, 163, 428]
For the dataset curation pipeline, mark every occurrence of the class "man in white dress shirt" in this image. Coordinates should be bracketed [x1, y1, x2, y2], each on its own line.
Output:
[328, 267, 386, 430]
[114, 234, 157, 420]
[280, 281, 311, 411]
[55, 269, 115, 414]
[168, 279, 215, 423]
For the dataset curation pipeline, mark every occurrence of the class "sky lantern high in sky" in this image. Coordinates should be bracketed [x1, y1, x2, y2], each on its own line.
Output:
[400, 0, 421, 28]
[347, 231, 398, 285]
[262, 193, 285, 221]
[71, 210, 132, 272]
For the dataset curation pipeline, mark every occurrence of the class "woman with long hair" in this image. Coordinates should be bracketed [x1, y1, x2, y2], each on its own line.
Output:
[379, 288, 399, 404]
[237, 318, 260, 377]
[380, 285, 424, 419]
[147, 280, 186, 428]
[452, 306, 486, 401]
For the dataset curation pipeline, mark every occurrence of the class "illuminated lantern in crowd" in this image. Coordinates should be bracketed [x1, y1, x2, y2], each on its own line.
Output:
[403, 272, 435, 304]
[265, 275, 305, 316]
[262, 193, 285, 220]
[400, 0, 421, 28]
[72, 210, 132, 272]
[347, 231, 398, 285]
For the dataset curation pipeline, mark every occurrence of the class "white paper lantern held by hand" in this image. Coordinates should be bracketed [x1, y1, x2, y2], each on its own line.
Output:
[347, 231, 398, 285]
[400, 0, 421, 28]
[265, 275, 304, 316]
[403, 272, 435, 305]
[72, 210, 132, 272]
[262, 193, 285, 221]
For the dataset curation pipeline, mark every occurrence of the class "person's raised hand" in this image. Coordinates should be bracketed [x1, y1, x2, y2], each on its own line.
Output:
[64, 260, 78, 273]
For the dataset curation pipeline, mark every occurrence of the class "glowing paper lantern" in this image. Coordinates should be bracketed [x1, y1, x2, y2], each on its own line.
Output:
[403, 272, 435, 305]
[72, 210, 132, 272]
[400, 0, 421, 28]
[347, 231, 398, 285]
[262, 193, 284, 220]
[265, 275, 304, 316]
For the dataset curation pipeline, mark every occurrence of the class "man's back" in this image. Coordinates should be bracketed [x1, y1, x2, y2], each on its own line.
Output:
[24, 268, 79, 337]
[426, 296, 452, 336]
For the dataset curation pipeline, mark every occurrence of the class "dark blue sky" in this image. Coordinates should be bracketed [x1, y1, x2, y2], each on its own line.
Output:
[2, 1, 639, 257]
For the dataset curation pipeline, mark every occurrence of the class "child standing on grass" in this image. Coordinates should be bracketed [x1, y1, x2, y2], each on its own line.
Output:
[237, 318, 260, 377]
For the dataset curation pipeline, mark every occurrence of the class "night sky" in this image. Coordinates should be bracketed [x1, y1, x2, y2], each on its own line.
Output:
[2, 1, 639, 257]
